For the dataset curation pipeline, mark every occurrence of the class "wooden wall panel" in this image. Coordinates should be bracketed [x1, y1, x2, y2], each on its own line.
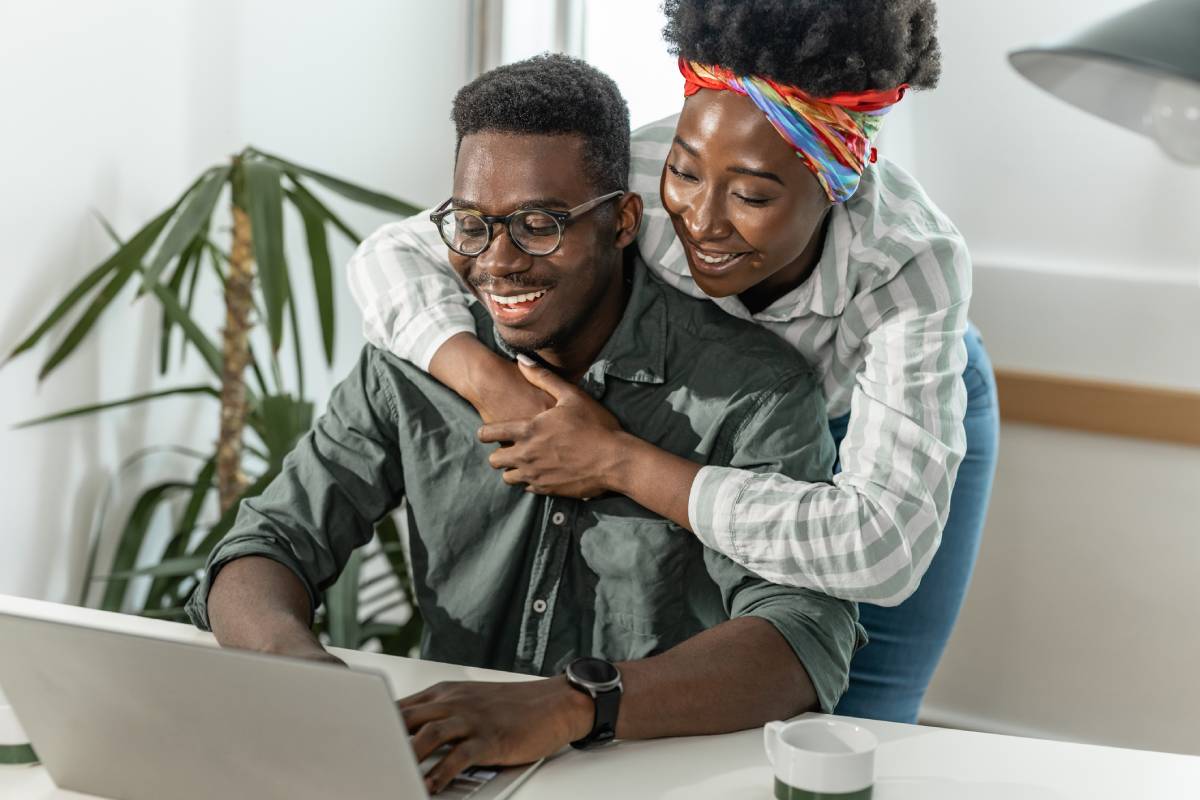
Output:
[995, 370, 1200, 447]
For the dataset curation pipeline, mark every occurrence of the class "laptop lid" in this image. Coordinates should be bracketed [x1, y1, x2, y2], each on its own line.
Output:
[0, 608, 429, 800]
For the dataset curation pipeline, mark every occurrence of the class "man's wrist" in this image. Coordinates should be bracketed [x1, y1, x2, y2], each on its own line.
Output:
[552, 675, 596, 744]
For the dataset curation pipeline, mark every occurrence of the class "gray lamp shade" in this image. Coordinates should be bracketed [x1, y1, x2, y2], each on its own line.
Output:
[1009, 0, 1200, 164]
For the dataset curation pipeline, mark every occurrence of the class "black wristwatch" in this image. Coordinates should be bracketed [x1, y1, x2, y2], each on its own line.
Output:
[564, 656, 622, 749]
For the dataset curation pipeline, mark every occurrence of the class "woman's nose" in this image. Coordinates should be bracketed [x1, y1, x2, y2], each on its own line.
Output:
[683, 187, 732, 242]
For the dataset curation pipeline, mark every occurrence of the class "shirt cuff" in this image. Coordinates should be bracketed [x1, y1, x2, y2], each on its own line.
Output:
[393, 302, 478, 372]
[688, 465, 754, 562]
[184, 544, 319, 633]
[745, 609, 863, 714]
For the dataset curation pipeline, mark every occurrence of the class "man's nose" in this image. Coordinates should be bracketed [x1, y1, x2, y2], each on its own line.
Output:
[684, 187, 733, 242]
[474, 224, 534, 281]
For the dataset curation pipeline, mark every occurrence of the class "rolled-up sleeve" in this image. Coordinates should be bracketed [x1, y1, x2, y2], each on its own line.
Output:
[186, 347, 405, 631]
[700, 369, 864, 713]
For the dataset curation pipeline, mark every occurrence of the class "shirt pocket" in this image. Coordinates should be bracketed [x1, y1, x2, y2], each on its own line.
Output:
[577, 510, 690, 655]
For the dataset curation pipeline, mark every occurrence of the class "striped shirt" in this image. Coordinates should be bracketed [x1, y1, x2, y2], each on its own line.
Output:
[347, 113, 971, 606]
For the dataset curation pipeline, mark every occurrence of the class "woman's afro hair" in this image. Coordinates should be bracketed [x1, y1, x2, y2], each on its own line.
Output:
[662, 0, 942, 97]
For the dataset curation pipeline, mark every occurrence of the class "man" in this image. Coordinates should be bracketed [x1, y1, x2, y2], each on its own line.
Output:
[186, 54, 861, 794]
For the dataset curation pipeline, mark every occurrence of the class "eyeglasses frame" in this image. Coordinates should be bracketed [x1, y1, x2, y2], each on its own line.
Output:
[429, 190, 625, 257]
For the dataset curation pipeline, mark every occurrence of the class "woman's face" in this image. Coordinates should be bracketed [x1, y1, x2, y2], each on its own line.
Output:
[661, 88, 832, 301]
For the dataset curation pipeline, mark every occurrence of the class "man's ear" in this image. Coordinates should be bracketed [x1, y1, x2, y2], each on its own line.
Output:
[614, 192, 643, 249]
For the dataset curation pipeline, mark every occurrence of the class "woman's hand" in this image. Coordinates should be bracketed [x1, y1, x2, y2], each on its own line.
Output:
[478, 357, 624, 499]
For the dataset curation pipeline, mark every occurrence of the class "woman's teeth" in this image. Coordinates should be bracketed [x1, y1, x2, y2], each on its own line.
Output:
[695, 251, 740, 264]
[489, 289, 547, 306]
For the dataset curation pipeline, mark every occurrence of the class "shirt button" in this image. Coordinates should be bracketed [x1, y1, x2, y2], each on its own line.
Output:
[551, 511, 566, 526]
[532, 599, 548, 614]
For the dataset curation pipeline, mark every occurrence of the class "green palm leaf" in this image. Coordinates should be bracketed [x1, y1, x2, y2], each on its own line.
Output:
[33, 204, 177, 380]
[242, 158, 289, 351]
[146, 274, 224, 379]
[253, 149, 420, 217]
[286, 176, 362, 242]
[324, 548, 363, 649]
[158, 237, 204, 374]
[14, 385, 219, 429]
[141, 166, 229, 288]
[99, 481, 193, 612]
[145, 457, 216, 609]
[286, 186, 336, 365]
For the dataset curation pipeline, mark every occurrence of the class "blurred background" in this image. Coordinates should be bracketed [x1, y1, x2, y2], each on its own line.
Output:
[1, 0, 1197, 757]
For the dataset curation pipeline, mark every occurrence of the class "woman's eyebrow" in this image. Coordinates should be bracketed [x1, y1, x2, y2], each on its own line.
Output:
[672, 135, 786, 186]
[728, 165, 786, 186]
[672, 135, 700, 156]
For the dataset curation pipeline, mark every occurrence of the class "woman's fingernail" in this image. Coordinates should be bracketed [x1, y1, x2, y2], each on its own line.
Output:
[516, 353, 535, 367]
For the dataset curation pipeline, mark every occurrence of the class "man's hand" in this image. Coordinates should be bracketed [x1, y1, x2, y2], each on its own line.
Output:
[397, 676, 592, 795]
[478, 356, 625, 499]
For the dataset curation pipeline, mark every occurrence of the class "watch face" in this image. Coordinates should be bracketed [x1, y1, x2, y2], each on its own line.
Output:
[569, 657, 620, 687]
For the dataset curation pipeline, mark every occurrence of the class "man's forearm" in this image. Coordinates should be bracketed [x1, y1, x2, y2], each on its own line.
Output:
[206, 556, 332, 661]
[568, 616, 818, 742]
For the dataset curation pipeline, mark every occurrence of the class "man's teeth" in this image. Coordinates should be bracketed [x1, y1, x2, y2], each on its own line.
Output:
[490, 289, 547, 306]
[694, 250, 739, 265]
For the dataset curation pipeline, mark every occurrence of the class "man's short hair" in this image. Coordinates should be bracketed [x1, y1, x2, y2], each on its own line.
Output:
[451, 53, 631, 194]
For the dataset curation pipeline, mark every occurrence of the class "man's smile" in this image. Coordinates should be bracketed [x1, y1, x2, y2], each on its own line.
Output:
[481, 286, 553, 324]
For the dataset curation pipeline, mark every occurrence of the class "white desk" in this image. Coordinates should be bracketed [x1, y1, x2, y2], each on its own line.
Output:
[2, 595, 1198, 799]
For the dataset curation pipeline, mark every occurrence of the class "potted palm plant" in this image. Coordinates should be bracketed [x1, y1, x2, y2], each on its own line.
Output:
[6, 146, 424, 665]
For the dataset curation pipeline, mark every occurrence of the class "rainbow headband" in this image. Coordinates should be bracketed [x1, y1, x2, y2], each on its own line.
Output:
[680, 59, 907, 203]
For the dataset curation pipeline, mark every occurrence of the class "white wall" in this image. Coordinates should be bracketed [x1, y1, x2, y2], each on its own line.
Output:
[0, 0, 470, 602]
[896, 1, 1200, 756]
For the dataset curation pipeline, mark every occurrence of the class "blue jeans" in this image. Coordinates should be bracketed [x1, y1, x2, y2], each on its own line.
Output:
[831, 324, 999, 723]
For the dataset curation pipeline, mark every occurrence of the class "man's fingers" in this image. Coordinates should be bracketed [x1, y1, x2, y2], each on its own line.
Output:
[425, 740, 480, 796]
[398, 701, 452, 732]
[478, 421, 529, 444]
[410, 715, 472, 764]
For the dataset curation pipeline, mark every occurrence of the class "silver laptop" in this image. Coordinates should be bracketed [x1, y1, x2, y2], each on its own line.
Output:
[0, 608, 541, 799]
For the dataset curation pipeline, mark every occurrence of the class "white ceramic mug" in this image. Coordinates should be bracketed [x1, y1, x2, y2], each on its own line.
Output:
[0, 687, 37, 765]
[764, 718, 877, 799]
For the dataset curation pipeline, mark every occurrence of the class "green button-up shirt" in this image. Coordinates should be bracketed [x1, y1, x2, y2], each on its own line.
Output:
[187, 261, 864, 712]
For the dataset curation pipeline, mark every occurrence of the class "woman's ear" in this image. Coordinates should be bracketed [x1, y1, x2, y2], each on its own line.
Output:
[614, 192, 643, 249]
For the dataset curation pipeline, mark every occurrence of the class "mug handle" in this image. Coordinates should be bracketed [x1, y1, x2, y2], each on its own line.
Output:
[763, 720, 786, 767]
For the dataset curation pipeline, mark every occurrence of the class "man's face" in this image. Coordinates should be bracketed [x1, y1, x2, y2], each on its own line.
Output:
[448, 132, 624, 353]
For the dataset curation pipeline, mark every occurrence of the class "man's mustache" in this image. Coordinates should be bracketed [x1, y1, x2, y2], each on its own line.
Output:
[467, 274, 555, 292]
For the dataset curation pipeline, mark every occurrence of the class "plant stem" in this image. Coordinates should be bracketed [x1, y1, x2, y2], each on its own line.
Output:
[218, 163, 254, 513]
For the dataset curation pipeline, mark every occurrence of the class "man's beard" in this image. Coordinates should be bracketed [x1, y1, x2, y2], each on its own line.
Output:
[497, 312, 584, 355]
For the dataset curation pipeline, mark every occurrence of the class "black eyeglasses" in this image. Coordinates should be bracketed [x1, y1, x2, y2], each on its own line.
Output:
[430, 191, 624, 257]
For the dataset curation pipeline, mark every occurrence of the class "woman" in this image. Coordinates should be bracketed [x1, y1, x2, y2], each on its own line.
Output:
[347, 0, 998, 724]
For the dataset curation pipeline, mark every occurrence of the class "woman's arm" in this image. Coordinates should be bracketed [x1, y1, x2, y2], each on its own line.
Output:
[688, 295, 971, 605]
[483, 263, 972, 606]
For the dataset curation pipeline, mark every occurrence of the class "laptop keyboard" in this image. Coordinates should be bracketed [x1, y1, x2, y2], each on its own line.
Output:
[417, 756, 500, 798]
